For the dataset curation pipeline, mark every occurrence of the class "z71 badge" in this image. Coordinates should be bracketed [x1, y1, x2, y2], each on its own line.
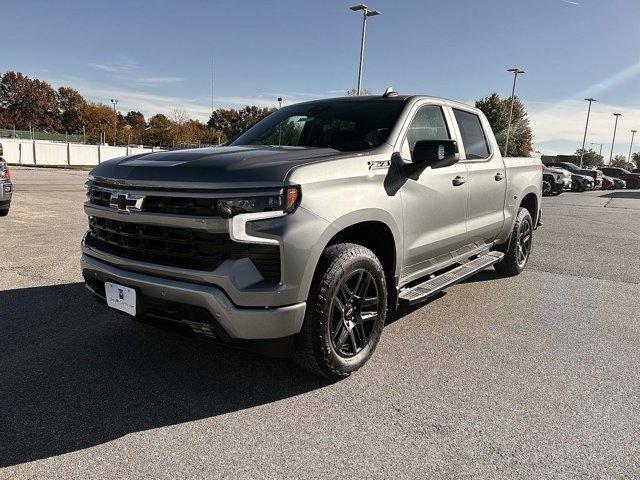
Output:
[368, 160, 391, 170]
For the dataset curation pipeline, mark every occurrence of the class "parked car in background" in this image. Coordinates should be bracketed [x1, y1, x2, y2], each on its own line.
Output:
[599, 167, 640, 189]
[543, 166, 571, 195]
[611, 177, 627, 189]
[0, 144, 13, 217]
[601, 176, 615, 190]
[545, 162, 603, 189]
[570, 173, 595, 192]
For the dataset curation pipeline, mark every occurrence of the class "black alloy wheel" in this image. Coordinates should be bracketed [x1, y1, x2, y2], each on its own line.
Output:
[329, 269, 380, 358]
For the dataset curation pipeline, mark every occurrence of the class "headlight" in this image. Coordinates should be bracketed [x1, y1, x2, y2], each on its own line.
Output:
[217, 185, 301, 218]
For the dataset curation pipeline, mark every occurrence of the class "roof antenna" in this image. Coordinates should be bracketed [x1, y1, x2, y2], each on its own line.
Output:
[382, 86, 398, 98]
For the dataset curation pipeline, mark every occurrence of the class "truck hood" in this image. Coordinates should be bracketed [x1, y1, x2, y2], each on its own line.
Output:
[89, 146, 344, 190]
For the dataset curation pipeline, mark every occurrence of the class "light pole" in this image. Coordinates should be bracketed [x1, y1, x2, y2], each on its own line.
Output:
[628, 129, 637, 164]
[589, 142, 603, 157]
[579, 98, 597, 167]
[609, 113, 622, 165]
[504, 68, 525, 157]
[350, 4, 381, 96]
[277, 97, 283, 146]
[110, 98, 119, 145]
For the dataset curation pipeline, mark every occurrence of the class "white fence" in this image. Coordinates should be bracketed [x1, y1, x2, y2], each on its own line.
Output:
[0, 138, 160, 167]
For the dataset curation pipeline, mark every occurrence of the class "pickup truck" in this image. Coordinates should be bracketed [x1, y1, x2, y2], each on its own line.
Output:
[82, 92, 542, 379]
[0, 144, 12, 217]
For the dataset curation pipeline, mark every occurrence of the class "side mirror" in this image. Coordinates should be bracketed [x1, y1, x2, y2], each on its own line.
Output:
[412, 139, 458, 168]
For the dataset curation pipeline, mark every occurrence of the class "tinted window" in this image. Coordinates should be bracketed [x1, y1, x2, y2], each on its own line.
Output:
[231, 100, 406, 152]
[403, 106, 450, 158]
[453, 109, 490, 159]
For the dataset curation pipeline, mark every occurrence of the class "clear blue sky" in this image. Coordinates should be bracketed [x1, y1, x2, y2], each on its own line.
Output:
[1, 0, 639, 155]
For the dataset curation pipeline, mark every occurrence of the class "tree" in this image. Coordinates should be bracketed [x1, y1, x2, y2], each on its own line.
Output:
[574, 148, 604, 168]
[346, 88, 373, 96]
[143, 113, 174, 147]
[611, 155, 634, 170]
[0, 110, 11, 129]
[123, 111, 146, 145]
[83, 102, 114, 144]
[207, 105, 275, 140]
[125, 111, 146, 130]
[0, 71, 61, 131]
[57, 86, 87, 133]
[631, 152, 640, 169]
[476, 92, 533, 157]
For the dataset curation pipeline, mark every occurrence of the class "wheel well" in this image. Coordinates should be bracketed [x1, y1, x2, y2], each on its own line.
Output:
[327, 221, 397, 304]
[327, 221, 396, 275]
[520, 193, 538, 223]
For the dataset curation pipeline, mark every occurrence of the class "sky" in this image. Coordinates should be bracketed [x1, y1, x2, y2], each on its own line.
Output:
[1, 0, 640, 156]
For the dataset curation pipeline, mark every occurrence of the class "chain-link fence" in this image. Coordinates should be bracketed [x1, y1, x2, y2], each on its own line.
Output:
[0, 128, 84, 143]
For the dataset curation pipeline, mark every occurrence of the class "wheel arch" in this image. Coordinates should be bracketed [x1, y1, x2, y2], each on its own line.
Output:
[298, 209, 402, 307]
[520, 191, 539, 225]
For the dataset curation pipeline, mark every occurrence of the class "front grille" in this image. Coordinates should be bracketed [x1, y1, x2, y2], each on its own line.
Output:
[88, 188, 111, 207]
[87, 186, 220, 216]
[142, 196, 219, 216]
[87, 216, 280, 281]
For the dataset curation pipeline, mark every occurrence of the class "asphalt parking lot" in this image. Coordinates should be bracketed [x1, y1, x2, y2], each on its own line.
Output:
[1, 166, 639, 479]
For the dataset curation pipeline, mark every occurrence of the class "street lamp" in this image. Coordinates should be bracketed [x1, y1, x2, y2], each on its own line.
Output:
[350, 4, 381, 96]
[504, 68, 525, 157]
[589, 142, 603, 157]
[110, 98, 119, 146]
[579, 98, 597, 167]
[628, 129, 637, 164]
[609, 113, 622, 165]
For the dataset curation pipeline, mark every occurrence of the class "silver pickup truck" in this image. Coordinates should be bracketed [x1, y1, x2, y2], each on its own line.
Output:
[82, 93, 542, 379]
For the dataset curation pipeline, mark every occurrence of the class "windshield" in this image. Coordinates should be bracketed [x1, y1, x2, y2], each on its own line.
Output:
[230, 99, 406, 152]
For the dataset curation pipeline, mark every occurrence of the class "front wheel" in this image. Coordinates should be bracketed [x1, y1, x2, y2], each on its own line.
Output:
[494, 207, 533, 276]
[293, 243, 387, 380]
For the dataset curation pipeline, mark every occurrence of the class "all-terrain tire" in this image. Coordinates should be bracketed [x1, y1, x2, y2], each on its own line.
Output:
[293, 243, 387, 380]
[494, 207, 533, 277]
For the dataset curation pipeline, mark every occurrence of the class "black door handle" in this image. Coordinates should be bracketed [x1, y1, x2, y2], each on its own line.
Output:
[452, 175, 467, 186]
[495, 172, 504, 181]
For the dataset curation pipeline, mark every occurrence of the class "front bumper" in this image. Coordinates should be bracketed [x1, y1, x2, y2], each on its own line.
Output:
[550, 179, 570, 193]
[82, 253, 306, 340]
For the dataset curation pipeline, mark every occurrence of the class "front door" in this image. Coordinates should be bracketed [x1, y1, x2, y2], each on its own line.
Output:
[398, 104, 469, 281]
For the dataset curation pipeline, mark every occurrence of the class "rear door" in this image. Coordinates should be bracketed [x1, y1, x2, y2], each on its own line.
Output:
[397, 102, 469, 280]
[450, 107, 507, 245]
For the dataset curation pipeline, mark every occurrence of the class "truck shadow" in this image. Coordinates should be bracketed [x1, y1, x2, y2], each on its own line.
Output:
[598, 191, 640, 199]
[0, 283, 329, 468]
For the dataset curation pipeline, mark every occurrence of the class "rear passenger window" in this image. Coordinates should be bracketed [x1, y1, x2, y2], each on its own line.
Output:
[453, 109, 490, 159]
[402, 106, 450, 159]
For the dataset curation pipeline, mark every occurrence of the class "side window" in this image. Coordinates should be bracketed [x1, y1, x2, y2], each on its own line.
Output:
[453, 109, 490, 160]
[401, 105, 450, 159]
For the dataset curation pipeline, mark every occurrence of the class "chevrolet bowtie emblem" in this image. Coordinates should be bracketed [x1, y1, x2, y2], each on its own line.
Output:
[109, 192, 145, 213]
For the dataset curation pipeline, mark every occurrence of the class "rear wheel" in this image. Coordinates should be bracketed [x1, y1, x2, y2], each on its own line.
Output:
[293, 243, 387, 380]
[0, 208, 8, 217]
[494, 207, 533, 276]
